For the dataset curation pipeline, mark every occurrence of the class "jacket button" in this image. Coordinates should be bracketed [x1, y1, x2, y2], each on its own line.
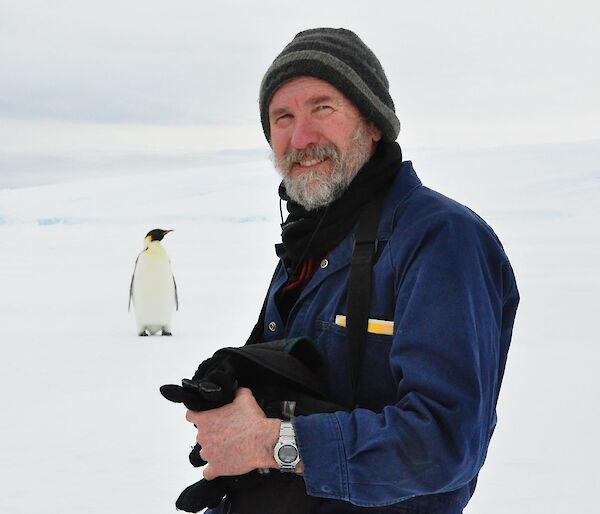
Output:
[268, 321, 277, 332]
[320, 258, 329, 269]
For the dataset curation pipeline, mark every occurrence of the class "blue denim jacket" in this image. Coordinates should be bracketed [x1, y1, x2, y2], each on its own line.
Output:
[209, 162, 519, 514]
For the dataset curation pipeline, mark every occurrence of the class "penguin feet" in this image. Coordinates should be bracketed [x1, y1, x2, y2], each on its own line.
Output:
[139, 331, 149, 337]
[162, 330, 173, 336]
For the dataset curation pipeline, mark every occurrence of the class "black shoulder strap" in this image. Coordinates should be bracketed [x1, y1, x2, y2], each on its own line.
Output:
[246, 192, 387, 408]
[346, 193, 387, 407]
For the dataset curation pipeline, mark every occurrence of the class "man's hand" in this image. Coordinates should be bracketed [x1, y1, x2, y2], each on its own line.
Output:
[186, 387, 280, 480]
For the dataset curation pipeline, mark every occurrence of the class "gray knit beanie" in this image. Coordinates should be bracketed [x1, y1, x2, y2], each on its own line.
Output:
[259, 28, 400, 144]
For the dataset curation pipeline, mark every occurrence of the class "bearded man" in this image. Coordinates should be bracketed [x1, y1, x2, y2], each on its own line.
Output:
[185, 28, 519, 514]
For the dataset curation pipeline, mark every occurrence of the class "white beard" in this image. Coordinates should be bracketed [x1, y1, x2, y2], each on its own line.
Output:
[273, 122, 373, 211]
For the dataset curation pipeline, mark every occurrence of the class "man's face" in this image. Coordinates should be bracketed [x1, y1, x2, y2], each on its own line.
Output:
[269, 76, 382, 210]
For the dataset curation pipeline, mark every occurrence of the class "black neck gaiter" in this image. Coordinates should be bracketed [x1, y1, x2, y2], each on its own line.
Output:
[279, 141, 403, 270]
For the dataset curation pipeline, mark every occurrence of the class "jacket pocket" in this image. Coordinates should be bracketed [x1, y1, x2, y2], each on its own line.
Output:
[314, 319, 397, 410]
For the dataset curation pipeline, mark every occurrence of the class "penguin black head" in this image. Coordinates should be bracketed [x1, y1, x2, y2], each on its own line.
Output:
[145, 228, 173, 242]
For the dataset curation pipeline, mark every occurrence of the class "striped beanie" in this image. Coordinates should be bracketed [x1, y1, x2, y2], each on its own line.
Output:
[259, 28, 400, 143]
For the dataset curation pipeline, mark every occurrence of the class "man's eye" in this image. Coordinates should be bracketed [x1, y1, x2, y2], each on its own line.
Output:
[275, 113, 292, 123]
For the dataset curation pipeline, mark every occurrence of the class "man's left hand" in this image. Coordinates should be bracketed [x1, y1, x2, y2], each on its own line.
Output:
[185, 387, 280, 480]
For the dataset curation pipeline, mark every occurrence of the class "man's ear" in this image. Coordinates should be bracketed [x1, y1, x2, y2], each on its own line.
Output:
[370, 123, 382, 143]
[368, 121, 381, 143]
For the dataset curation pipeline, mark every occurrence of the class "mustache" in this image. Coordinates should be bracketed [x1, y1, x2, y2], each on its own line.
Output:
[276, 144, 340, 173]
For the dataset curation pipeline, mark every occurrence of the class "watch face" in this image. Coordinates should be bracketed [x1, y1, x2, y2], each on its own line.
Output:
[278, 444, 299, 464]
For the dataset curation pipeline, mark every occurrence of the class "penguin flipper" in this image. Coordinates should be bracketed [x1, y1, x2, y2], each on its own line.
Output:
[129, 253, 141, 312]
[173, 274, 179, 311]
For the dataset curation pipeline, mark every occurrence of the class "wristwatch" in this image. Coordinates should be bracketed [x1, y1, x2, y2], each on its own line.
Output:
[273, 421, 300, 471]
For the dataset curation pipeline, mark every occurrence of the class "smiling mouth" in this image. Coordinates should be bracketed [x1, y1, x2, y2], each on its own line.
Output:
[299, 158, 323, 167]
[294, 158, 330, 170]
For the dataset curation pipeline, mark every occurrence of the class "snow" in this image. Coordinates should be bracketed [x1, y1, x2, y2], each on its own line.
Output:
[1, 140, 598, 513]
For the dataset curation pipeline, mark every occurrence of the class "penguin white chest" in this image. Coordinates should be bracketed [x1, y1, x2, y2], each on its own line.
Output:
[132, 250, 176, 335]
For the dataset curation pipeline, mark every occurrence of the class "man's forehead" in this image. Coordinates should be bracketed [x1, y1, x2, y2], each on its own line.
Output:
[268, 76, 350, 112]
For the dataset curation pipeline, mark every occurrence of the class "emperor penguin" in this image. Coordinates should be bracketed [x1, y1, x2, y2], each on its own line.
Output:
[129, 228, 179, 336]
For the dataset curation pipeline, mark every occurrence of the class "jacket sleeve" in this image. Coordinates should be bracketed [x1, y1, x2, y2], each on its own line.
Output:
[292, 210, 519, 507]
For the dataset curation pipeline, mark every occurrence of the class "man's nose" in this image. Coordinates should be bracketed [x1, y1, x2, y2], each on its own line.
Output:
[289, 117, 320, 150]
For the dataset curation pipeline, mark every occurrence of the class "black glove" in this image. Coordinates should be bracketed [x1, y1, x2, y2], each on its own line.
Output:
[188, 442, 205, 468]
[160, 357, 238, 411]
[175, 472, 267, 512]
[160, 359, 239, 512]
[175, 476, 232, 511]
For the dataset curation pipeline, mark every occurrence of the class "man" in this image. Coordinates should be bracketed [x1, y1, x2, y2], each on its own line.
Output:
[185, 28, 519, 513]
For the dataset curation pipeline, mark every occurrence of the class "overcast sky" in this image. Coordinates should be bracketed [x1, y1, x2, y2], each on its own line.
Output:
[0, 0, 598, 159]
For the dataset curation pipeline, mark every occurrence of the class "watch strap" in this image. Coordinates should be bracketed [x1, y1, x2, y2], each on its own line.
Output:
[274, 420, 300, 471]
